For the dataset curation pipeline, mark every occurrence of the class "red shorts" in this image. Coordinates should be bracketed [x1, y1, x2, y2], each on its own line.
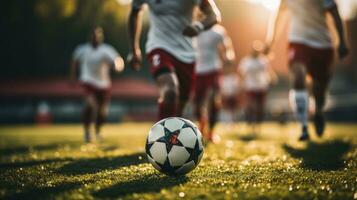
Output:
[147, 49, 195, 101]
[194, 71, 221, 104]
[81, 83, 111, 104]
[289, 43, 334, 82]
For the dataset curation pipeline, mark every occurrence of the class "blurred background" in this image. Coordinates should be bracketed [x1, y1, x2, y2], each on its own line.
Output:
[0, 0, 356, 124]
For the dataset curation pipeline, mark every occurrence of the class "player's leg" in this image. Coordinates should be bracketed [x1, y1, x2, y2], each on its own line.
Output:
[310, 48, 334, 137]
[193, 75, 208, 138]
[289, 62, 309, 141]
[157, 72, 180, 119]
[245, 92, 255, 133]
[174, 60, 195, 117]
[95, 90, 111, 142]
[82, 94, 97, 143]
[312, 78, 329, 136]
[255, 91, 267, 135]
[288, 44, 310, 141]
[207, 87, 221, 142]
[148, 49, 180, 119]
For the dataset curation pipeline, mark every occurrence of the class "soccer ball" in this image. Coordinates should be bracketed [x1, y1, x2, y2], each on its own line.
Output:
[145, 117, 204, 175]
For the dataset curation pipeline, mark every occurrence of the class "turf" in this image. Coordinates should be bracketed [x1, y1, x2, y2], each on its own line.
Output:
[0, 123, 356, 200]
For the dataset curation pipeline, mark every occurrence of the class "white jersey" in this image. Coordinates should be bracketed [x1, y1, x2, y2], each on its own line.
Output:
[73, 43, 119, 88]
[196, 25, 226, 74]
[221, 74, 239, 97]
[239, 56, 271, 91]
[284, 0, 336, 48]
[132, 0, 205, 63]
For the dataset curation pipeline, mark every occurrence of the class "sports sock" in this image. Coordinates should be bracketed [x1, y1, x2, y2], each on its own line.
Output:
[289, 90, 309, 128]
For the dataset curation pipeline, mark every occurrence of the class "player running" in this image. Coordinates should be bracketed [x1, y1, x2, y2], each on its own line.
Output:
[127, 0, 221, 120]
[265, 0, 349, 140]
[238, 41, 277, 135]
[194, 24, 235, 143]
[70, 27, 124, 143]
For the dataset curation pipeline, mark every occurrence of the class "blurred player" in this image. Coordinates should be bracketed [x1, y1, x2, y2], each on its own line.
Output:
[266, 0, 349, 140]
[220, 67, 241, 124]
[70, 27, 124, 143]
[238, 41, 277, 135]
[127, 0, 221, 120]
[194, 24, 236, 143]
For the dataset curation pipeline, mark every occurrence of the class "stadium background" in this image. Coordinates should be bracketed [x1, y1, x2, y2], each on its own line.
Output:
[0, 0, 356, 123]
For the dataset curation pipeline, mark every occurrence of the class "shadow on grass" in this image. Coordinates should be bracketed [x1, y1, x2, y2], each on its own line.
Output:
[58, 152, 147, 175]
[0, 158, 73, 169]
[3, 181, 82, 200]
[93, 174, 188, 198]
[238, 134, 259, 142]
[283, 140, 352, 170]
[0, 141, 82, 156]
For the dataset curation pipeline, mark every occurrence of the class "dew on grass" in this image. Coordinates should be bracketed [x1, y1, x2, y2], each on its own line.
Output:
[179, 192, 185, 198]
[226, 141, 234, 148]
[282, 155, 287, 161]
[289, 185, 293, 191]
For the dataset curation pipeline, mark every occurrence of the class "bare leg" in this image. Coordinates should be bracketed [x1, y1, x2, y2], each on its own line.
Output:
[95, 97, 110, 141]
[312, 78, 329, 136]
[156, 72, 179, 120]
[194, 92, 207, 138]
[83, 95, 97, 143]
[207, 89, 221, 136]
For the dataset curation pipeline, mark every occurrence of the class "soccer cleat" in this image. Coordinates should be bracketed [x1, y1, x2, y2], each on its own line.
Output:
[313, 113, 325, 137]
[298, 126, 310, 141]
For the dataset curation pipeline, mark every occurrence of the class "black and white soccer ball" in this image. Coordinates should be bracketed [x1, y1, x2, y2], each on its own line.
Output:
[146, 117, 204, 175]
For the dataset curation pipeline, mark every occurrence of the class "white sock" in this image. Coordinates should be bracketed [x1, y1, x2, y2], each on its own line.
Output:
[289, 90, 308, 128]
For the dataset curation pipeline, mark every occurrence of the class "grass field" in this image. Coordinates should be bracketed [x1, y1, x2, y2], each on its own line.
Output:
[0, 123, 356, 200]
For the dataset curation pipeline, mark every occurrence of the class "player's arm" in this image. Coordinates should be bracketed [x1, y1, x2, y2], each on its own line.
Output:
[183, 0, 222, 37]
[267, 64, 278, 85]
[326, 2, 349, 59]
[218, 32, 236, 66]
[236, 62, 246, 89]
[127, 2, 144, 70]
[264, 0, 286, 54]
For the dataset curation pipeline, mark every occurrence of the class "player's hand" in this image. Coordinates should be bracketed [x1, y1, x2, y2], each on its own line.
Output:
[114, 57, 125, 72]
[183, 25, 200, 37]
[127, 49, 142, 71]
[338, 42, 349, 60]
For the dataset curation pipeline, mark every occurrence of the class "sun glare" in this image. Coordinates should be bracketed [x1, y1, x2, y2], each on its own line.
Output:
[247, 0, 281, 11]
